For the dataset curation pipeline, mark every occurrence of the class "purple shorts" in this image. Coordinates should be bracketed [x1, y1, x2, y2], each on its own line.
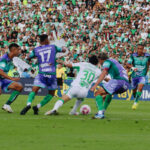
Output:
[33, 74, 57, 90]
[102, 79, 129, 95]
[0, 78, 14, 92]
[131, 76, 146, 89]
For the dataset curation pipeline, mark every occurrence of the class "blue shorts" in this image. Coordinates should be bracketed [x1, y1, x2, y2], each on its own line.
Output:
[131, 76, 146, 89]
[0, 78, 14, 92]
[33, 74, 57, 90]
[102, 79, 129, 95]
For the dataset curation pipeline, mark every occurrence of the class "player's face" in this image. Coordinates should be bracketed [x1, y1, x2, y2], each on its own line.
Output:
[99, 59, 104, 65]
[137, 46, 144, 56]
[12, 47, 21, 57]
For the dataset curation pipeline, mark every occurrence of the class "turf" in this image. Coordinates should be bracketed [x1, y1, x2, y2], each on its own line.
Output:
[0, 94, 150, 150]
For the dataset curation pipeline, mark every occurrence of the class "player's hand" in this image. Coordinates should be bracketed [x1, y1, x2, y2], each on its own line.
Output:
[90, 85, 97, 92]
[131, 67, 138, 72]
[10, 77, 20, 82]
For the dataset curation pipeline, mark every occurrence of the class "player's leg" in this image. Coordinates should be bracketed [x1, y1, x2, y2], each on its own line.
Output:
[2, 81, 23, 113]
[20, 86, 40, 115]
[69, 98, 84, 115]
[103, 94, 112, 111]
[132, 77, 145, 110]
[32, 90, 55, 115]
[94, 86, 107, 119]
[45, 94, 71, 115]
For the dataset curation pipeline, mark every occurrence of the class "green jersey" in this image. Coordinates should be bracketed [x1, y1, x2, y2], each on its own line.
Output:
[127, 53, 150, 78]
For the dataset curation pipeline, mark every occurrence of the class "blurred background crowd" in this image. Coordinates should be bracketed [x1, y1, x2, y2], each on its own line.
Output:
[0, 0, 149, 79]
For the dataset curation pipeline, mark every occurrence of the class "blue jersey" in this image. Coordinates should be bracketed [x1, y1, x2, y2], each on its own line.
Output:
[0, 53, 14, 79]
[30, 45, 62, 75]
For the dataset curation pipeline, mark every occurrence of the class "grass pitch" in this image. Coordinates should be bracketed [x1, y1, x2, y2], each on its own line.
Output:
[0, 94, 150, 150]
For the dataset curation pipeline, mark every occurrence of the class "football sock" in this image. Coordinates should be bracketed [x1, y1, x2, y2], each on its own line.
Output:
[134, 91, 142, 103]
[27, 92, 35, 106]
[60, 90, 63, 96]
[39, 94, 53, 107]
[95, 95, 104, 111]
[6, 90, 20, 105]
[52, 99, 64, 111]
[104, 94, 112, 110]
[71, 98, 84, 113]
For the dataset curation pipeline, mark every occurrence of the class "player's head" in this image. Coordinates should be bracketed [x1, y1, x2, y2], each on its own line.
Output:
[57, 63, 63, 69]
[137, 44, 144, 55]
[9, 43, 20, 57]
[98, 52, 108, 65]
[40, 34, 49, 45]
[89, 55, 98, 65]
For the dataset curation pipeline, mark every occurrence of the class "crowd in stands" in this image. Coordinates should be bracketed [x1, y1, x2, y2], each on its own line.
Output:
[0, 0, 150, 78]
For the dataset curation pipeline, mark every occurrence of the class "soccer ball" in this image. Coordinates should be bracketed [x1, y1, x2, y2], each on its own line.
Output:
[80, 104, 91, 115]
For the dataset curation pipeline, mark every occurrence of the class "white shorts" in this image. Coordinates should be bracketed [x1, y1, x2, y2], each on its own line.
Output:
[65, 85, 88, 99]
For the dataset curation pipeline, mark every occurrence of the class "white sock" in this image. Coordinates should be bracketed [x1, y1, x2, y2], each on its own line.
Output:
[98, 110, 104, 115]
[27, 103, 31, 106]
[53, 100, 64, 111]
[71, 99, 83, 113]
[37, 104, 41, 108]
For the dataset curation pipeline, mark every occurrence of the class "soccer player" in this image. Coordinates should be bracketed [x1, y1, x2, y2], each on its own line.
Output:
[20, 34, 66, 115]
[0, 43, 23, 113]
[55, 63, 65, 97]
[91, 52, 130, 119]
[127, 44, 150, 110]
[45, 55, 104, 115]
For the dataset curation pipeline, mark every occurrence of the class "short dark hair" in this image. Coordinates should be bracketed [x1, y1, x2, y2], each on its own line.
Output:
[9, 43, 19, 51]
[89, 55, 98, 65]
[40, 34, 48, 43]
[98, 52, 109, 60]
[137, 43, 145, 47]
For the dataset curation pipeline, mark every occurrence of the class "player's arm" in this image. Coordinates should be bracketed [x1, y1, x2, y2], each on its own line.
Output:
[91, 69, 108, 92]
[126, 55, 137, 72]
[0, 69, 20, 81]
[55, 46, 67, 53]
[146, 59, 150, 74]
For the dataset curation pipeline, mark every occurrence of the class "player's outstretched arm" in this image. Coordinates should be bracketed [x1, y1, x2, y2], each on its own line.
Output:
[91, 69, 108, 92]
[0, 69, 20, 81]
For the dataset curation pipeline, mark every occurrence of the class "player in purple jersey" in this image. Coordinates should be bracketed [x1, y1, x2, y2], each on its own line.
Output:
[20, 34, 66, 115]
[0, 43, 23, 113]
[91, 53, 130, 119]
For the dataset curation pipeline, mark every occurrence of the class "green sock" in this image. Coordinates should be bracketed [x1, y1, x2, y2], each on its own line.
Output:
[27, 92, 35, 105]
[95, 95, 104, 111]
[134, 91, 142, 103]
[6, 90, 20, 105]
[40, 94, 53, 107]
[104, 94, 112, 110]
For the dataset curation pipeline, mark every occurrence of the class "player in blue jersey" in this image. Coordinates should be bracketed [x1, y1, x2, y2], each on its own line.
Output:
[0, 43, 23, 113]
[91, 53, 130, 119]
[127, 44, 150, 110]
[20, 34, 66, 115]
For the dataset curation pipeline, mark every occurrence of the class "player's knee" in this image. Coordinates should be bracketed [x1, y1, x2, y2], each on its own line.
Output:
[15, 83, 23, 92]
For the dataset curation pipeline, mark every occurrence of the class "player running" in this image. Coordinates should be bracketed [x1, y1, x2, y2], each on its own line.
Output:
[127, 44, 150, 110]
[45, 55, 108, 116]
[0, 43, 23, 113]
[20, 34, 66, 115]
[91, 52, 130, 119]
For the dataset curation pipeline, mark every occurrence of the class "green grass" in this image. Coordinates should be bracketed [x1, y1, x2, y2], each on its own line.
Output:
[0, 94, 150, 150]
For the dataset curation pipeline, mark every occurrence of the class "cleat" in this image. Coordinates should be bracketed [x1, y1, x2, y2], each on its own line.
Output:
[45, 110, 58, 116]
[20, 105, 31, 115]
[32, 106, 39, 115]
[132, 103, 139, 110]
[69, 111, 79, 115]
[2, 104, 13, 113]
[92, 113, 105, 119]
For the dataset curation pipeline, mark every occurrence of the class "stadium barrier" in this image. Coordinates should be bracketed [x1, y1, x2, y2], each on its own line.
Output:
[3, 78, 150, 101]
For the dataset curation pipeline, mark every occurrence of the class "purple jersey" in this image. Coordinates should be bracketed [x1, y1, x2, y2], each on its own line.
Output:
[30, 45, 62, 75]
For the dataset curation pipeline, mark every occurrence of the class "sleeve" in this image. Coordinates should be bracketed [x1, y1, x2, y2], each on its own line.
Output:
[72, 63, 81, 72]
[127, 55, 133, 64]
[0, 61, 6, 71]
[55, 46, 62, 53]
[102, 60, 111, 71]
[29, 50, 35, 59]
